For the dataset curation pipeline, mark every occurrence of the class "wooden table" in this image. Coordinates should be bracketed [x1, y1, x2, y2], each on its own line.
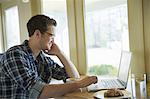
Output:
[52, 82, 150, 99]
[48, 77, 150, 99]
[53, 88, 131, 99]
[55, 91, 95, 99]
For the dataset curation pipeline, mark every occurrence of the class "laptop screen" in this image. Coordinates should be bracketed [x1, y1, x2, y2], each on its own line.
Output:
[118, 51, 132, 85]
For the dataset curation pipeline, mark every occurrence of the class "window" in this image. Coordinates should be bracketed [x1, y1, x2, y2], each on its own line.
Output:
[41, 0, 70, 65]
[84, 0, 129, 76]
[5, 6, 20, 49]
[0, 17, 3, 53]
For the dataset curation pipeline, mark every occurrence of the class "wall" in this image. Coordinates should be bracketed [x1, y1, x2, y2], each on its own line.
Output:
[128, 0, 145, 78]
[143, 0, 150, 81]
[18, 0, 31, 42]
[0, 4, 4, 53]
[30, 0, 41, 16]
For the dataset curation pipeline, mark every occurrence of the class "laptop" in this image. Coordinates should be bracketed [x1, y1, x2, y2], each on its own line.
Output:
[87, 51, 132, 91]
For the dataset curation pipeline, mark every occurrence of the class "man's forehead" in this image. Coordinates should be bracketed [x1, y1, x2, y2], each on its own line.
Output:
[47, 26, 56, 32]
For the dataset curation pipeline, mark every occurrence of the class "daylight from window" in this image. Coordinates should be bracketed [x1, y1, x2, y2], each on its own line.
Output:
[42, 0, 70, 65]
[84, 0, 129, 76]
[5, 6, 20, 49]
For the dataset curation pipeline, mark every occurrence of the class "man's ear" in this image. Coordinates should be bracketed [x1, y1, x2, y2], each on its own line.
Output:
[34, 30, 41, 38]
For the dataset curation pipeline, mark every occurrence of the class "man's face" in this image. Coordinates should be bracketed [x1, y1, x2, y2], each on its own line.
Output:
[40, 25, 55, 50]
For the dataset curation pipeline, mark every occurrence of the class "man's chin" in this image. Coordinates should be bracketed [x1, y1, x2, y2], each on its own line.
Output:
[43, 47, 51, 51]
[47, 47, 51, 50]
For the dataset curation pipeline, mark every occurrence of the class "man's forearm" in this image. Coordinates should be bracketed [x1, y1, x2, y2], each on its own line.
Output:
[39, 76, 98, 98]
[56, 51, 80, 78]
[39, 82, 79, 98]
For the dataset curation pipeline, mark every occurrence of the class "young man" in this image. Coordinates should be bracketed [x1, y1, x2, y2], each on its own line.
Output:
[0, 15, 97, 99]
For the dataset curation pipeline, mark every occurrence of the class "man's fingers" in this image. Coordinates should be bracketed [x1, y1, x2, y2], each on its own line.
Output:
[92, 76, 98, 84]
[88, 76, 98, 84]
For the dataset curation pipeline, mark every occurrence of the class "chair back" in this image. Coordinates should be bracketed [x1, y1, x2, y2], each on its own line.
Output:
[0, 53, 3, 61]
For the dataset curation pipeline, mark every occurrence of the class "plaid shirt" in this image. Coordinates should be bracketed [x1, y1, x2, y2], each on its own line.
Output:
[0, 40, 68, 99]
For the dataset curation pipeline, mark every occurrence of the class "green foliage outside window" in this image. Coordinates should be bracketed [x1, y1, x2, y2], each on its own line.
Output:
[88, 64, 117, 76]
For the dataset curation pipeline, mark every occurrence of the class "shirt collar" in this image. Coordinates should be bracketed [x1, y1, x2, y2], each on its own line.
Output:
[22, 40, 33, 54]
[22, 40, 44, 61]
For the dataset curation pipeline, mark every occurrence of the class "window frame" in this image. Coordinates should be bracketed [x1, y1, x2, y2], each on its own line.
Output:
[1, 0, 31, 51]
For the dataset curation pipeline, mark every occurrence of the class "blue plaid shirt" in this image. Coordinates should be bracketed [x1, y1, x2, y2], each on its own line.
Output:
[0, 40, 68, 99]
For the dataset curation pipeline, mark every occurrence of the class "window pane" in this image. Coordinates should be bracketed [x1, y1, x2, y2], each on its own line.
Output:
[41, 0, 70, 65]
[84, 0, 129, 76]
[5, 6, 20, 49]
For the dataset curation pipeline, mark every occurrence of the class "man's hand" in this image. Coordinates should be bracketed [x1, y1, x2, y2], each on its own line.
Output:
[44, 42, 61, 56]
[76, 76, 98, 88]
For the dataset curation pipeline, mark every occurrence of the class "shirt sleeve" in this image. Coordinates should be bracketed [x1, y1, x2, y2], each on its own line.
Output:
[28, 81, 45, 98]
[47, 57, 69, 81]
[2, 49, 41, 91]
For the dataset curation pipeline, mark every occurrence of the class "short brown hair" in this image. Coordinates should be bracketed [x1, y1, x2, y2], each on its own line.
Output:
[27, 14, 57, 37]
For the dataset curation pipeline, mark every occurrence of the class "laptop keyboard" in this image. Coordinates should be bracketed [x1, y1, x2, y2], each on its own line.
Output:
[99, 79, 123, 88]
[87, 79, 125, 91]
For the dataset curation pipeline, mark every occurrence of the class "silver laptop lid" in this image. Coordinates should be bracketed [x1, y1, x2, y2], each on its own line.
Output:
[118, 51, 132, 86]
